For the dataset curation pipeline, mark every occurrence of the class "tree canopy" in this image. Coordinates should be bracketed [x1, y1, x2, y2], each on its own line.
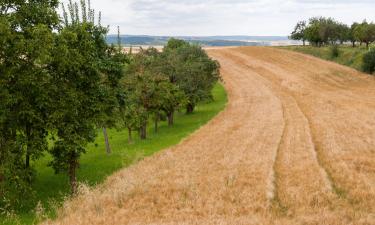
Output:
[290, 17, 375, 48]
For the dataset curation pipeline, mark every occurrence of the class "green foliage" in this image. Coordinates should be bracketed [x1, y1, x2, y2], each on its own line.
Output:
[163, 40, 221, 113]
[2, 83, 227, 225]
[0, 0, 222, 217]
[353, 21, 375, 48]
[290, 21, 307, 45]
[304, 17, 344, 46]
[0, 0, 59, 211]
[330, 44, 340, 58]
[47, 0, 117, 194]
[293, 17, 375, 48]
[362, 49, 375, 74]
[164, 38, 189, 50]
[279, 45, 368, 72]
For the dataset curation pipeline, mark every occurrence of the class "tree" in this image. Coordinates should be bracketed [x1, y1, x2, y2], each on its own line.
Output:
[95, 27, 127, 155]
[304, 18, 323, 46]
[349, 22, 359, 47]
[337, 23, 350, 44]
[159, 83, 186, 126]
[303, 17, 346, 46]
[354, 21, 375, 49]
[165, 41, 221, 113]
[123, 49, 162, 139]
[48, 0, 110, 194]
[0, 0, 58, 209]
[290, 21, 307, 46]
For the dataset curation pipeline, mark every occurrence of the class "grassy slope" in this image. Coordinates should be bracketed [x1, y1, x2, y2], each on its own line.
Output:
[278, 45, 368, 72]
[2, 83, 227, 225]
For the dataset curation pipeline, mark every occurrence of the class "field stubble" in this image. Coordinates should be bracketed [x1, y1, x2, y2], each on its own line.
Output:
[44, 47, 375, 225]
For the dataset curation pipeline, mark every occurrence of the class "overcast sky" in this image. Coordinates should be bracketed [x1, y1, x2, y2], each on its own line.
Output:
[60, 0, 375, 36]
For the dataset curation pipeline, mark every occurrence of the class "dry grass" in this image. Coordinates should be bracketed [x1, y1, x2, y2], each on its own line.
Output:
[43, 47, 375, 225]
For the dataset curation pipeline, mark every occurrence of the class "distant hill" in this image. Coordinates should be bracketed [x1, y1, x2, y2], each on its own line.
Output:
[106, 35, 296, 47]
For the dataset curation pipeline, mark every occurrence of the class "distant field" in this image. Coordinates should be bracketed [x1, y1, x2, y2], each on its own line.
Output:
[278, 45, 369, 72]
[1, 83, 227, 225]
[107, 35, 299, 47]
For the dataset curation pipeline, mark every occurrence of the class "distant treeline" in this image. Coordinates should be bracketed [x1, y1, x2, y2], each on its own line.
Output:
[290, 17, 375, 48]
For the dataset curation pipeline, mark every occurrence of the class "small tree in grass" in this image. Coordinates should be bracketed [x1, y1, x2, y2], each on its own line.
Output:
[175, 44, 221, 114]
[363, 49, 375, 74]
[159, 82, 186, 126]
[96, 28, 127, 155]
[349, 23, 359, 47]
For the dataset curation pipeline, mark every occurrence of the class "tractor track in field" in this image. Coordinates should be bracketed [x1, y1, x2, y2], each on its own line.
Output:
[45, 47, 375, 225]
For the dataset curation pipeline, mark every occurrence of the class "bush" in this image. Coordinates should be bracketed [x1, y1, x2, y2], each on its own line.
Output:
[330, 45, 340, 58]
[362, 49, 375, 74]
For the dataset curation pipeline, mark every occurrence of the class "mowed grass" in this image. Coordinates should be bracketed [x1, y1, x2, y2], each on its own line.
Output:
[2, 83, 227, 225]
[278, 45, 370, 72]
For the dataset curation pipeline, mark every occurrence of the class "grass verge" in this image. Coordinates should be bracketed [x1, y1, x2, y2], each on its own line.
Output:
[277, 45, 369, 72]
[1, 83, 227, 225]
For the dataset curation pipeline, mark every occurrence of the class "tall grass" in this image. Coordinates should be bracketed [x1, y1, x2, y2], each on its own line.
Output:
[278, 45, 368, 72]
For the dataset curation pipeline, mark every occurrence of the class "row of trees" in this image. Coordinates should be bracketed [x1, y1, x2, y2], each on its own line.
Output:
[120, 39, 220, 142]
[0, 0, 220, 211]
[290, 17, 375, 48]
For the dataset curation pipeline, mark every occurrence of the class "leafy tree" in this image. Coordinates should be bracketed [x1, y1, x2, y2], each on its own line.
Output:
[95, 26, 127, 155]
[304, 17, 347, 46]
[304, 18, 323, 46]
[354, 21, 375, 48]
[349, 22, 359, 47]
[337, 23, 350, 44]
[290, 21, 307, 46]
[0, 0, 58, 209]
[159, 82, 186, 126]
[123, 49, 161, 139]
[48, 0, 109, 194]
[167, 41, 221, 113]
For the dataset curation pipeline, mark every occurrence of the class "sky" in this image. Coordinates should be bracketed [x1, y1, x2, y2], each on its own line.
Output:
[60, 0, 375, 36]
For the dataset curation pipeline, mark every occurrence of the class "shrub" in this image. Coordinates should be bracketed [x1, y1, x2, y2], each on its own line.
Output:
[330, 45, 340, 58]
[362, 49, 375, 74]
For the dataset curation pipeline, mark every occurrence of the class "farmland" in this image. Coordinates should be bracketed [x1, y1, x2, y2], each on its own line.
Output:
[44, 47, 375, 224]
[1, 84, 227, 225]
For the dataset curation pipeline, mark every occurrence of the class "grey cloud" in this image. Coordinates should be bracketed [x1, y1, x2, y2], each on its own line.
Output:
[60, 0, 375, 36]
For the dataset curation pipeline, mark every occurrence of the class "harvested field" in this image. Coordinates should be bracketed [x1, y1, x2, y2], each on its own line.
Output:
[44, 47, 375, 225]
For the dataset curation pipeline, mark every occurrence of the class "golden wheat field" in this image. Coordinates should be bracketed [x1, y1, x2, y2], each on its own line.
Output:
[44, 47, 375, 225]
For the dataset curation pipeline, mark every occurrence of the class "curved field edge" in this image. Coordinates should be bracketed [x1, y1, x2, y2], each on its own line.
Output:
[276, 45, 367, 72]
[1, 83, 227, 225]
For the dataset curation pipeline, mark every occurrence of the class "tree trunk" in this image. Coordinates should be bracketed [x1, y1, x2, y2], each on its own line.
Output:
[69, 153, 78, 195]
[102, 127, 111, 155]
[128, 127, 133, 144]
[303, 40, 305, 46]
[352, 41, 356, 48]
[186, 103, 195, 114]
[140, 123, 147, 140]
[167, 111, 174, 126]
[366, 42, 369, 49]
